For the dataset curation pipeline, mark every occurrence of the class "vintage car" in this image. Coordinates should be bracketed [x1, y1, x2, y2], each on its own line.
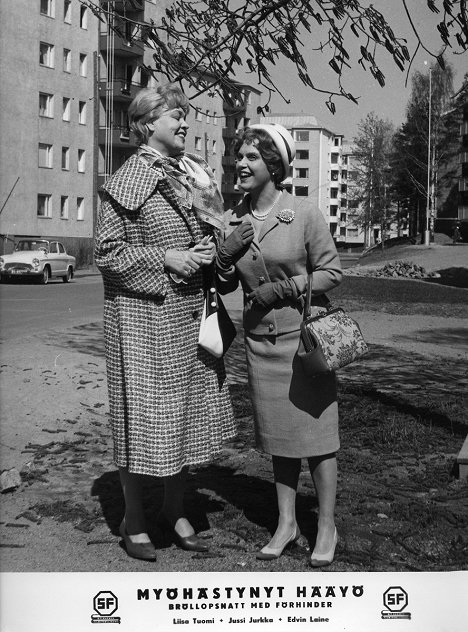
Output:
[0, 239, 76, 284]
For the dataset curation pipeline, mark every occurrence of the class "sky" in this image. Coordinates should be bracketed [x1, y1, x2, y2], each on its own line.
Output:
[239, 0, 468, 140]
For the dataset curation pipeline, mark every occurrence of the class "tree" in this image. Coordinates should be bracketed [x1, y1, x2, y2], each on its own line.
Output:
[84, 0, 468, 111]
[351, 112, 395, 248]
[391, 61, 456, 238]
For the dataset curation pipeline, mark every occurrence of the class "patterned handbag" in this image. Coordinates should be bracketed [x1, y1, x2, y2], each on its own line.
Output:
[298, 273, 368, 376]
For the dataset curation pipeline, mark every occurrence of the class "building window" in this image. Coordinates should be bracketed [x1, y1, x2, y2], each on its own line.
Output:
[341, 169, 347, 180]
[296, 149, 309, 160]
[61, 146, 69, 170]
[39, 92, 53, 117]
[37, 194, 52, 217]
[294, 167, 309, 179]
[331, 153, 339, 164]
[340, 212, 347, 222]
[330, 188, 338, 199]
[330, 205, 338, 217]
[195, 136, 202, 151]
[79, 5, 87, 28]
[77, 149, 86, 172]
[206, 110, 211, 124]
[341, 184, 347, 194]
[340, 226, 346, 236]
[213, 111, 218, 125]
[63, 48, 71, 72]
[347, 228, 359, 238]
[62, 97, 71, 121]
[294, 130, 309, 142]
[334, 137, 341, 146]
[60, 196, 69, 219]
[78, 101, 86, 124]
[329, 223, 337, 237]
[331, 170, 339, 181]
[40, 0, 55, 17]
[38, 143, 53, 168]
[64, 0, 71, 23]
[77, 197, 84, 220]
[195, 109, 202, 121]
[294, 185, 309, 197]
[39, 42, 55, 67]
[79, 53, 87, 77]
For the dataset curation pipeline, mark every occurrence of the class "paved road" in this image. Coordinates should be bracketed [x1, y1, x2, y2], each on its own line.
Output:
[0, 273, 104, 341]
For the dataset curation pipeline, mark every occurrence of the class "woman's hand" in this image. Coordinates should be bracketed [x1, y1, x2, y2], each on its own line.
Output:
[247, 279, 297, 308]
[191, 235, 216, 266]
[217, 222, 254, 271]
[164, 248, 204, 280]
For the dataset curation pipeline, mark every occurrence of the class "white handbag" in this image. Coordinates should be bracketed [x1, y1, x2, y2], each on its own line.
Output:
[198, 279, 236, 358]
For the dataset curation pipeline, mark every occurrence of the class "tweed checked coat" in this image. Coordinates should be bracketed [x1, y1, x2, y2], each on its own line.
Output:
[95, 152, 235, 476]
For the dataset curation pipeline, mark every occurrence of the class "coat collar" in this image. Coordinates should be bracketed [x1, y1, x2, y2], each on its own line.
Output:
[102, 154, 162, 211]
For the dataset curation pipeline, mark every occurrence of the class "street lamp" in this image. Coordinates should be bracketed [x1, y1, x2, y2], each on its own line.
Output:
[424, 62, 432, 246]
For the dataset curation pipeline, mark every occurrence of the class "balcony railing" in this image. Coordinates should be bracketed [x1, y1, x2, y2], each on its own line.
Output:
[98, 126, 136, 147]
[99, 32, 144, 57]
[98, 78, 141, 101]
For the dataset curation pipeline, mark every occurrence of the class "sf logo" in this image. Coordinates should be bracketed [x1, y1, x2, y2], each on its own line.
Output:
[383, 587, 408, 612]
[93, 591, 118, 617]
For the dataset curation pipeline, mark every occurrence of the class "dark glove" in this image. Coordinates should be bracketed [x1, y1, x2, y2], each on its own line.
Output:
[247, 279, 298, 308]
[216, 223, 255, 271]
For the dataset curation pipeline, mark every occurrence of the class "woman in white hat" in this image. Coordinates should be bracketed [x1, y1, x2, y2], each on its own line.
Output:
[216, 123, 342, 567]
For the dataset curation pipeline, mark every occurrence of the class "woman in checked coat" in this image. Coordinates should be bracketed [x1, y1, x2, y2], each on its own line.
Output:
[94, 84, 235, 562]
[216, 124, 342, 567]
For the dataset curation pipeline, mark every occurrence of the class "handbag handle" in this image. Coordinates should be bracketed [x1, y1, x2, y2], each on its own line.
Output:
[303, 272, 332, 320]
[304, 272, 313, 320]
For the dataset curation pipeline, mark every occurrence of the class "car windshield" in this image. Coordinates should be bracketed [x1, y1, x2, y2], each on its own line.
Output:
[15, 240, 49, 252]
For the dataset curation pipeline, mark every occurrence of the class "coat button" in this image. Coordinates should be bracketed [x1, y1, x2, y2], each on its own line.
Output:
[259, 276, 265, 284]
[268, 323, 274, 331]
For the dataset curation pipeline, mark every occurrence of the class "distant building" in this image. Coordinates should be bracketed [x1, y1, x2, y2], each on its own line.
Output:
[458, 92, 468, 222]
[0, 0, 97, 258]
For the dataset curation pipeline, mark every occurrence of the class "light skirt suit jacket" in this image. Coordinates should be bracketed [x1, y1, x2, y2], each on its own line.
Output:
[218, 190, 343, 458]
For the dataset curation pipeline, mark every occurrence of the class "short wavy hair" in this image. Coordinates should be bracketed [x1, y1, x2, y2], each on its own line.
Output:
[128, 83, 190, 145]
[232, 127, 285, 188]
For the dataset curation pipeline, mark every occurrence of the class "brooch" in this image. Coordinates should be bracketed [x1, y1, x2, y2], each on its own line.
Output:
[276, 208, 295, 224]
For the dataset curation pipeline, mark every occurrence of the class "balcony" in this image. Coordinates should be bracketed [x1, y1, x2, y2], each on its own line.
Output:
[98, 78, 141, 102]
[98, 126, 137, 148]
[99, 32, 144, 58]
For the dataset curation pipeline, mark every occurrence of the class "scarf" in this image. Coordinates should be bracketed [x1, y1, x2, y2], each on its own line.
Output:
[137, 145, 224, 231]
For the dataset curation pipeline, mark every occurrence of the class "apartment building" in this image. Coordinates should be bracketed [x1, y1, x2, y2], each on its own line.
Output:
[0, 0, 97, 256]
[0, 0, 261, 260]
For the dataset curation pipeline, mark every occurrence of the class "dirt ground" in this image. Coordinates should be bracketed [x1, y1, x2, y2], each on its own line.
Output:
[0, 244, 467, 572]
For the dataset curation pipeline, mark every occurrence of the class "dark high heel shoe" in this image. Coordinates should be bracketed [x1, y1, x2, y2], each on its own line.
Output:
[310, 528, 338, 567]
[256, 525, 301, 561]
[119, 520, 157, 562]
[156, 514, 209, 553]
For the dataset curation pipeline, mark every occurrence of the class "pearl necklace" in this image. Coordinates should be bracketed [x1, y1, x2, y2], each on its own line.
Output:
[250, 193, 281, 221]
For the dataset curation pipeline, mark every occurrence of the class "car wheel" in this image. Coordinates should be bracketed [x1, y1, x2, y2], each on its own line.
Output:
[62, 267, 72, 283]
[40, 266, 50, 285]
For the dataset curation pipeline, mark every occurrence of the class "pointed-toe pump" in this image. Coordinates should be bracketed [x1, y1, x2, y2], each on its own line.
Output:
[310, 528, 338, 568]
[119, 520, 157, 562]
[156, 514, 209, 553]
[256, 525, 301, 561]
